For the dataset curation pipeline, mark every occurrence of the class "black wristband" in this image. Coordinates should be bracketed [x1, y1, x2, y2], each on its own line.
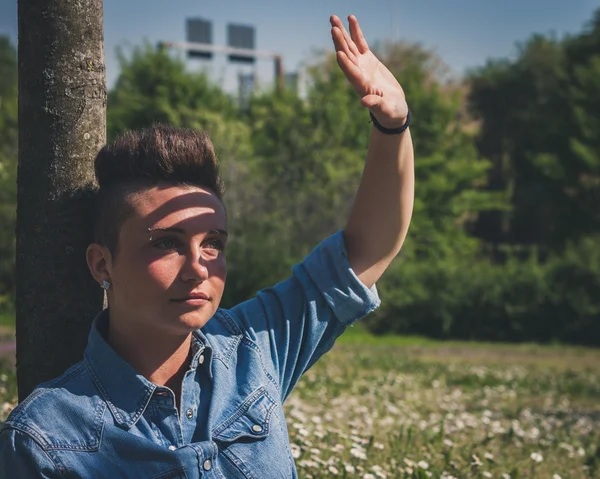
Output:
[370, 110, 411, 135]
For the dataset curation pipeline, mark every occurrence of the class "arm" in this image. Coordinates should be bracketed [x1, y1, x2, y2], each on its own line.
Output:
[230, 232, 379, 402]
[331, 15, 415, 288]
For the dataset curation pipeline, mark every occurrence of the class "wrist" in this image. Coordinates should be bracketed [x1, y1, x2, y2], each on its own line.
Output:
[370, 110, 411, 135]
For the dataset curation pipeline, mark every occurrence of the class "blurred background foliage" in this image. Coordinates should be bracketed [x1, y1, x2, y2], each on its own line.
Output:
[0, 9, 599, 344]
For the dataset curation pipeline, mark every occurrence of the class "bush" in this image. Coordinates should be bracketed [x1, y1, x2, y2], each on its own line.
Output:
[366, 235, 600, 346]
[544, 235, 600, 344]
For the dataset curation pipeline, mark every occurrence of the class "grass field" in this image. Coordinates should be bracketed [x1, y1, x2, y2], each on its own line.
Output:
[1, 327, 598, 478]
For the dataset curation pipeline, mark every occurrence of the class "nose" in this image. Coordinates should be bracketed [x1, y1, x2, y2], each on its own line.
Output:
[180, 251, 209, 284]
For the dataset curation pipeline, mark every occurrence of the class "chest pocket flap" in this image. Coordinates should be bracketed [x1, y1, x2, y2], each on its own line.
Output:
[212, 386, 276, 443]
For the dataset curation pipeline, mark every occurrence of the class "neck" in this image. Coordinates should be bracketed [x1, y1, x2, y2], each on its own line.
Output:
[106, 313, 193, 392]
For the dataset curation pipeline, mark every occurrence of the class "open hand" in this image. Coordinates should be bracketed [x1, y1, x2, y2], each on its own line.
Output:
[330, 15, 409, 129]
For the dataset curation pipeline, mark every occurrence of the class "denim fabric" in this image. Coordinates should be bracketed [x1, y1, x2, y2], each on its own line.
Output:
[0, 231, 380, 478]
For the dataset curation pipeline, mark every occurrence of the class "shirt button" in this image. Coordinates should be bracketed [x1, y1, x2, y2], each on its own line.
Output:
[199, 354, 205, 365]
[186, 408, 194, 419]
[252, 424, 263, 433]
[168, 445, 176, 451]
[203, 459, 212, 471]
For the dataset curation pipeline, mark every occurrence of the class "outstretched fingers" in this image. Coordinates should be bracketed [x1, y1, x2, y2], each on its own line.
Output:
[330, 15, 359, 60]
[331, 27, 354, 63]
[348, 15, 369, 54]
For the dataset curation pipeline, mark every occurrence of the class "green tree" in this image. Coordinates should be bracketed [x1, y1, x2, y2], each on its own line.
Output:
[561, 11, 600, 240]
[468, 8, 600, 249]
[248, 44, 503, 262]
[245, 45, 505, 339]
[108, 44, 236, 140]
[0, 37, 17, 312]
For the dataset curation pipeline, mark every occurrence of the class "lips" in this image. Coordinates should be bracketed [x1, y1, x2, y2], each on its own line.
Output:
[171, 292, 210, 303]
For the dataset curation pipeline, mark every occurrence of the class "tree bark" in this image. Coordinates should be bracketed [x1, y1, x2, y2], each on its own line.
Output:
[17, 0, 106, 401]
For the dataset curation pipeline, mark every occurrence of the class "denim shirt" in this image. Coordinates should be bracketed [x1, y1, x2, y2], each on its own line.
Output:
[0, 232, 379, 479]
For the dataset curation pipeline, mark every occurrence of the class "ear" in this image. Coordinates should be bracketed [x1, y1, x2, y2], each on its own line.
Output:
[86, 243, 113, 286]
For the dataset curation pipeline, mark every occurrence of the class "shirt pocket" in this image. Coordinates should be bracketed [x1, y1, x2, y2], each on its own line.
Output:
[213, 386, 274, 442]
[212, 387, 291, 479]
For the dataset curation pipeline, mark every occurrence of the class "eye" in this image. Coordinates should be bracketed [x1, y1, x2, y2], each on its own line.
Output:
[153, 237, 181, 251]
[204, 239, 225, 251]
[202, 238, 225, 255]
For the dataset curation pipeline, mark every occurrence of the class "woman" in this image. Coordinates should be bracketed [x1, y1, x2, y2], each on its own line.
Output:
[0, 15, 414, 478]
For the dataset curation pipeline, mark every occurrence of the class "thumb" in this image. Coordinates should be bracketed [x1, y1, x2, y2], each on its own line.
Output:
[361, 94, 383, 111]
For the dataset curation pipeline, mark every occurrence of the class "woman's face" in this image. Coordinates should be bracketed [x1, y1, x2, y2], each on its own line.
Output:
[105, 184, 227, 336]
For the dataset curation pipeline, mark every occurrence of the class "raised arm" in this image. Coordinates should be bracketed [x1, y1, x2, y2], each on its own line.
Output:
[331, 15, 415, 288]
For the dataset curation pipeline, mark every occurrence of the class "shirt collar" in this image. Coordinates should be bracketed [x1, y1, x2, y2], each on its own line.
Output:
[84, 309, 212, 429]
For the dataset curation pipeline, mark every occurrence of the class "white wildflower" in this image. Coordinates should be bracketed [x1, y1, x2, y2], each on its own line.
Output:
[290, 444, 301, 459]
[350, 447, 367, 461]
[530, 452, 543, 463]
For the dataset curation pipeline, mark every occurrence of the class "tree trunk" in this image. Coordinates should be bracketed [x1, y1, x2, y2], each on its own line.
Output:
[17, 0, 106, 401]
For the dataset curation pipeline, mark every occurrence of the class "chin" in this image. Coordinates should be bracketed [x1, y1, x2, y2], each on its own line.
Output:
[176, 310, 214, 331]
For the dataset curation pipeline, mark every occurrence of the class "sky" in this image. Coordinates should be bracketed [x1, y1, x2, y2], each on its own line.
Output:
[1, 0, 599, 93]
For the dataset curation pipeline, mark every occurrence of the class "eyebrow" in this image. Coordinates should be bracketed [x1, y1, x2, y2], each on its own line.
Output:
[148, 227, 228, 237]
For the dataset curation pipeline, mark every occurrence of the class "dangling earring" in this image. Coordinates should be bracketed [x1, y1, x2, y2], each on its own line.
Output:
[101, 280, 111, 291]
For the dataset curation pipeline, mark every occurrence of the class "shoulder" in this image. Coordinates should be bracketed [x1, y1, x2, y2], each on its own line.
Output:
[1, 361, 106, 452]
[203, 307, 244, 336]
[201, 308, 250, 355]
[204, 306, 272, 350]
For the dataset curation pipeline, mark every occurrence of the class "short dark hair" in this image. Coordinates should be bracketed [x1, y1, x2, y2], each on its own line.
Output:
[93, 124, 224, 257]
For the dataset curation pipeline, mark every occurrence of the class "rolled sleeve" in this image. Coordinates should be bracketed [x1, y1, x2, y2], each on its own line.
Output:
[300, 230, 380, 325]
